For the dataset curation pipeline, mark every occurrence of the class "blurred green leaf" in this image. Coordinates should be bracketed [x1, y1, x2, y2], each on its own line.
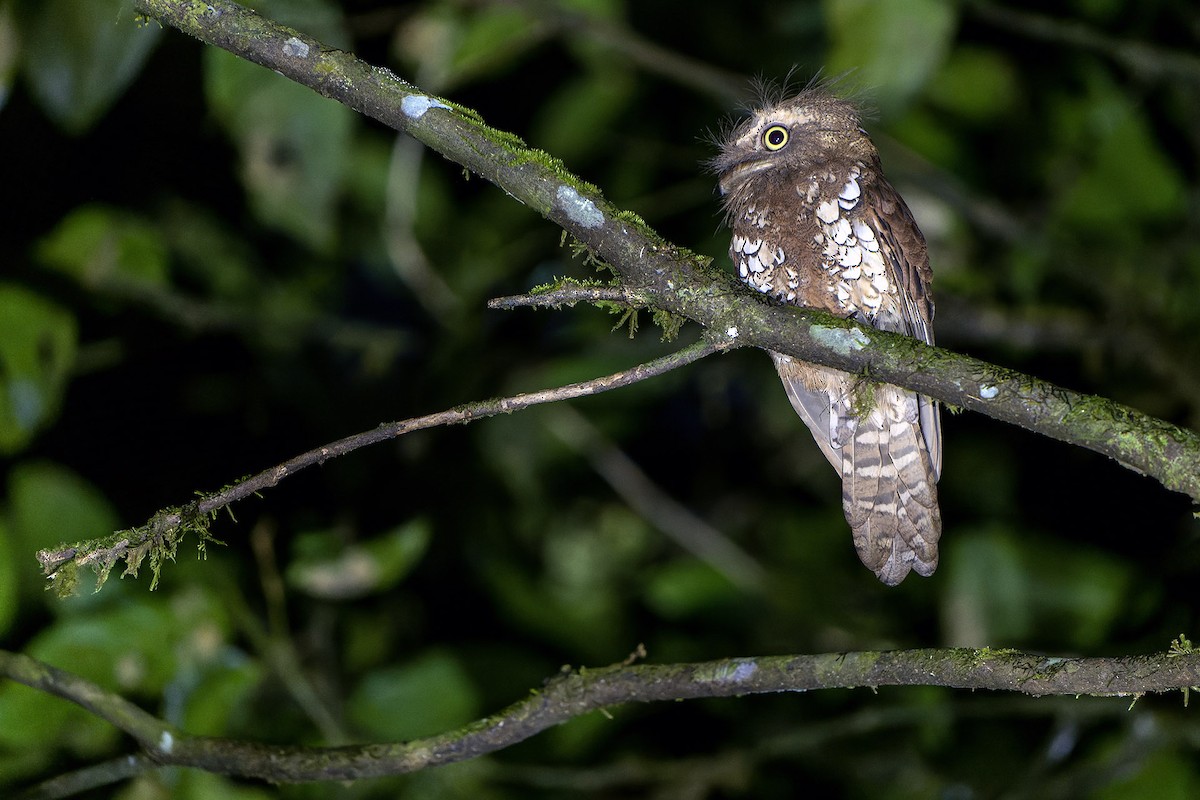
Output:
[347, 650, 481, 741]
[532, 69, 635, 162]
[644, 559, 739, 620]
[159, 202, 258, 298]
[8, 461, 124, 608]
[1093, 749, 1198, 800]
[401, 763, 499, 800]
[287, 518, 432, 599]
[926, 47, 1019, 122]
[180, 660, 263, 737]
[0, 286, 76, 454]
[31, 600, 182, 691]
[37, 204, 170, 287]
[18, 0, 160, 133]
[0, 519, 16, 638]
[0, 600, 179, 756]
[203, 50, 353, 251]
[1056, 94, 1185, 232]
[160, 770, 275, 800]
[823, 0, 957, 114]
[451, 5, 540, 78]
[540, 710, 614, 762]
[942, 525, 1132, 648]
[481, 505, 651, 658]
[10, 461, 118, 579]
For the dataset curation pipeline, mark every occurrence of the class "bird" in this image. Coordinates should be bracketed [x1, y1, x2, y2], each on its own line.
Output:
[711, 86, 942, 585]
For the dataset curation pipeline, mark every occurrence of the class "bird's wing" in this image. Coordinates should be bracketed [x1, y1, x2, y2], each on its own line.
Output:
[857, 175, 942, 479]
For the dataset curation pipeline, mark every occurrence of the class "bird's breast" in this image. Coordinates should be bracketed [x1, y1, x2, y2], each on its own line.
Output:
[729, 162, 896, 321]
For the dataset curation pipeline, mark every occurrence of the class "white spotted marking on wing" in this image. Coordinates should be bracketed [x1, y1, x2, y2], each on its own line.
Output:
[838, 167, 862, 210]
[809, 163, 896, 318]
[816, 201, 839, 224]
[831, 218, 852, 245]
[852, 220, 879, 251]
[732, 227, 787, 294]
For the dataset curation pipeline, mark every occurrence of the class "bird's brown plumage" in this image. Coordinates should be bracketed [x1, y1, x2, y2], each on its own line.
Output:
[712, 88, 942, 585]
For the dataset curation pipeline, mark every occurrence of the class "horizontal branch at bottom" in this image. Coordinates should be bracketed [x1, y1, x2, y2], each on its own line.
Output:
[5, 646, 1197, 786]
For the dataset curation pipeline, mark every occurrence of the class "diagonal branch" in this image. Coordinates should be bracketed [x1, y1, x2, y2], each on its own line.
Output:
[131, 0, 1200, 503]
[36, 336, 724, 592]
[5, 644, 1200, 788]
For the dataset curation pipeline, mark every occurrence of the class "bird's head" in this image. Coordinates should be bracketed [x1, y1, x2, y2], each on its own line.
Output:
[711, 89, 877, 206]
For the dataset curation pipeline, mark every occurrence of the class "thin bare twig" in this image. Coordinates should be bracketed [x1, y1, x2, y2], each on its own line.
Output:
[488, 285, 636, 310]
[202, 339, 722, 514]
[36, 336, 726, 586]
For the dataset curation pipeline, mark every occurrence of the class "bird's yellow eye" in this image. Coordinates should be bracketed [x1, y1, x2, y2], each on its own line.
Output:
[762, 125, 789, 151]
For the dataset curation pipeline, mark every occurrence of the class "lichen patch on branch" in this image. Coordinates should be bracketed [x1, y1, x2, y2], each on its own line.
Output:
[281, 37, 308, 58]
[400, 95, 451, 120]
[555, 185, 604, 229]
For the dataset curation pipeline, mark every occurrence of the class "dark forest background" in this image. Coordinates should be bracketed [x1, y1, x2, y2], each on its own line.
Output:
[2, 0, 1200, 797]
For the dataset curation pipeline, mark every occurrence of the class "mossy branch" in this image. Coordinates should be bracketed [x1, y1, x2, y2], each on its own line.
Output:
[129, 0, 1200, 505]
[6, 643, 1200, 790]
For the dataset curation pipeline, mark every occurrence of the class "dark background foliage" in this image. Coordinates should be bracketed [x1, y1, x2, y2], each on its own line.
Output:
[2, 0, 1200, 797]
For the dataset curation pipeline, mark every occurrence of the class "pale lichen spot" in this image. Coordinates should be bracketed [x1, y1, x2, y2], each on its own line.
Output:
[979, 384, 999, 399]
[401, 95, 451, 120]
[728, 660, 758, 682]
[159, 731, 174, 754]
[726, 326, 739, 338]
[702, 658, 759, 684]
[812, 324, 865, 355]
[556, 185, 604, 228]
[282, 37, 309, 58]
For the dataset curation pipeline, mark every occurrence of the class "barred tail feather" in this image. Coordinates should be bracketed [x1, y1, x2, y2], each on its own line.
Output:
[772, 356, 942, 585]
[842, 387, 941, 585]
